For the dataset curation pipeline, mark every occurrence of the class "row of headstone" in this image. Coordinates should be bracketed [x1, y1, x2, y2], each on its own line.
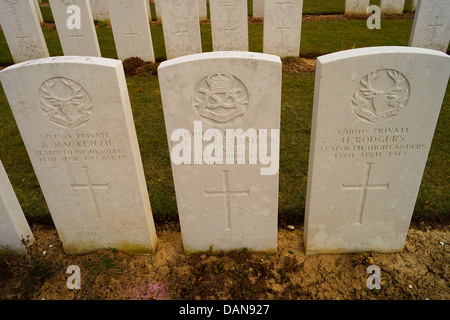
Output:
[87, 0, 208, 22]
[345, 0, 419, 15]
[0, 47, 448, 255]
[1, 0, 448, 65]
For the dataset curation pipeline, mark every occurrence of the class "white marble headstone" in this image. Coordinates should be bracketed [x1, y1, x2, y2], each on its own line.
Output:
[263, 0, 303, 58]
[49, 0, 101, 57]
[89, 0, 109, 20]
[380, 0, 405, 14]
[210, 0, 248, 51]
[158, 52, 282, 253]
[108, 0, 155, 62]
[304, 47, 450, 254]
[33, 0, 44, 24]
[411, 0, 418, 12]
[198, 0, 208, 20]
[0, 57, 158, 255]
[344, 0, 370, 15]
[160, 0, 202, 59]
[0, 160, 35, 255]
[409, 0, 450, 53]
[0, 0, 49, 63]
[253, 0, 264, 18]
[154, 0, 162, 21]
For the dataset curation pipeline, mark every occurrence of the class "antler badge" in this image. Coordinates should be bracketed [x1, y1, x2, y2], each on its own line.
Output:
[39, 77, 92, 128]
[351, 69, 410, 123]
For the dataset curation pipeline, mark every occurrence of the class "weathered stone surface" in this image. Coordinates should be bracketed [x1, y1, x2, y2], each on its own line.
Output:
[0, 0, 49, 63]
[210, 0, 248, 51]
[0, 160, 34, 255]
[158, 52, 282, 253]
[108, 0, 155, 62]
[49, 0, 101, 57]
[159, 0, 202, 59]
[0, 57, 158, 255]
[304, 47, 450, 254]
[263, 0, 303, 58]
[409, 0, 450, 52]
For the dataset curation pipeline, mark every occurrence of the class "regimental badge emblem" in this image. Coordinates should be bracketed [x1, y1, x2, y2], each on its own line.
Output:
[39, 77, 92, 128]
[351, 69, 410, 123]
[171, 0, 184, 7]
[194, 69, 249, 124]
[120, 0, 134, 8]
[3, 0, 21, 15]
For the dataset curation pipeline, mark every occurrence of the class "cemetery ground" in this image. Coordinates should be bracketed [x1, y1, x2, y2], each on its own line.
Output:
[0, 1, 449, 300]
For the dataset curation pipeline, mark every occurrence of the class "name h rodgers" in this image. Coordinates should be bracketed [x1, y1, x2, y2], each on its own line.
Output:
[170, 121, 280, 176]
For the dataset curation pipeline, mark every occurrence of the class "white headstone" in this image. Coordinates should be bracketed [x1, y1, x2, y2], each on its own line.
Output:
[0, 57, 158, 255]
[154, 0, 162, 21]
[33, 0, 44, 24]
[0, 0, 49, 63]
[344, 0, 370, 15]
[89, 0, 109, 20]
[49, 0, 101, 57]
[160, 0, 202, 60]
[210, 0, 248, 51]
[158, 52, 281, 253]
[409, 0, 450, 53]
[304, 47, 450, 254]
[198, 0, 208, 20]
[108, 0, 155, 62]
[253, 0, 264, 18]
[263, 0, 303, 58]
[380, 0, 405, 14]
[0, 160, 35, 255]
[411, 0, 418, 12]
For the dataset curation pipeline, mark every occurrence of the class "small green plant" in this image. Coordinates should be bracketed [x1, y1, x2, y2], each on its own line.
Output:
[85, 250, 124, 278]
[1, 235, 60, 298]
[352, 252, 377, 267]
[94, 20, 108, 28]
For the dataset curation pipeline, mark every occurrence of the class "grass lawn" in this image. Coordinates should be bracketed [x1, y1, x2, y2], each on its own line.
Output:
[0, 19, 415, 65]
[0, 1, 447, 223]
[0, 73, 448, 222]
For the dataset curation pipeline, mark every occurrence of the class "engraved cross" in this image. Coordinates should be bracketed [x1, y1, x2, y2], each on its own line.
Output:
[124, 25, 139, 48]
[204, 170, 249, 230]
[427, 16, 443, 43]
[69, 28, 84, 50]
[341, 162, 389, 224]
[222, 20, 238, 47]
[71, 166, 109, 218]
[275, 19, 290, 44]
[16, 27, 30, 42]
[175, 25, 189, 48]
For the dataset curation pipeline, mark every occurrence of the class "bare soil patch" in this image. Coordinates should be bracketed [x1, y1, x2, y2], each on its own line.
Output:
[1, 217, 448, 300]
